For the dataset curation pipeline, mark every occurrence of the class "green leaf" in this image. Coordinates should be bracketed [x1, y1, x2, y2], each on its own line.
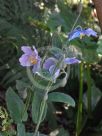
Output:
[47, 12, 66, 32]
[27, 68, 52, 91]
[82, 48, 98, 63]
[16, 80, 30, 91]
[48, 92, 75, 107]
[16, 80, 30, 99]
[27, 67, 65, 91]
[32, 92, 47, 124]
[6, 87, 28, 123]
[58, 128, 70, 136]
[52, 32, 62, 48]
[83, 85, 102, 110]
[49, 47, 63, 58]
[17, 123, 26, 136]
[46, 103, 57, 129]
[0, 133, 5, 136]
[70, 37, 99, 63]
[26, 133, 47, 136]
[26, 133, 33, 136]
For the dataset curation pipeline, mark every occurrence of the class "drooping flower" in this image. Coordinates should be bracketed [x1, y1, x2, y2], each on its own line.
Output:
[19, 46, 41, 73]
[68, 27, 97, 41]
[43, 56, 80, 81]
[43, 57, 60, 81]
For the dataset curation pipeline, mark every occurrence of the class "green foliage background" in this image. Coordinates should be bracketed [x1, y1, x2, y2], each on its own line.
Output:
[0, 0, 102, 136]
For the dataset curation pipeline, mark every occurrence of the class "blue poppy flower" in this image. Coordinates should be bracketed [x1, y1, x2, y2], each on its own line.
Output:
[68, 27, 97, 41]
[43, 57, 80, 81]
[19, 46, 41, 73]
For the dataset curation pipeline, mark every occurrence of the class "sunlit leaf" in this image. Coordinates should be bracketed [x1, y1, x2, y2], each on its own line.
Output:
[48, 92, 75, 107]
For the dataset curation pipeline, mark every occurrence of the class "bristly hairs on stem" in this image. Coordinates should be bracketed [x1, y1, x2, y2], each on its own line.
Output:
[33, 81, 53, 136]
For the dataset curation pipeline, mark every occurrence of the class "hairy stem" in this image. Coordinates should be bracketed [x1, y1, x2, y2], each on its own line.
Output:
[21, 90, 31, 121]
[34, 82, 52, 136]
[71, 0, 83, 31]
[76, 63, 83, 136]
[87, 64, 92, 118]
[34, 96, 46, 136]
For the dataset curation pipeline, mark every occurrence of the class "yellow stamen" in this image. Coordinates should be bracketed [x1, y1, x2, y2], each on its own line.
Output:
[29, 56, 37, 64]
[80, 34, 85, 39]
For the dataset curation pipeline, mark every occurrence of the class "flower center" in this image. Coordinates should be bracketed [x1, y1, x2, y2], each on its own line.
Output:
[29, 56, 37, 64]
[80, 33, 85, 39]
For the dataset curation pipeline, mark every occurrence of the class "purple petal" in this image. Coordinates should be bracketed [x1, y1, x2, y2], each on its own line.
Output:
[68, 28, 97, 41]
[53, 69, 60, 80]
[84, 28, 97, 37]
[21, 46, 32, 55]
[43, 57, 57, 70]
[32, 46, 38, 56]
[68, 30, 82, 41]
[64, 57, 81, 64]
[19, 54, 32, 66]
[49, 65, 56, 74]
[49, 65, 60, 81]
[49, 65, 60, 77]
[32, 59, 41, 73]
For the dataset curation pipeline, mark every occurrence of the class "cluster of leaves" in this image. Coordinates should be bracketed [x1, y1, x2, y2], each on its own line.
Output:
[0, 0, 77, 135]
[0, 0, 102, 136]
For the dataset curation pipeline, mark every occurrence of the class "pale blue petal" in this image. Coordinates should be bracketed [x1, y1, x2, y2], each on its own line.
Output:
[64, 57, 81, 64]
[32, 59, 41, 73]
[84, 28, 97, 37]
[33, 46, 38, 56]
[49, 64, 56, 75]
[43, 57, 57, 70]
[53, 69, 60, 80]
[68, 27, 97, 41]
[68, 30, 81, 41]
[49, 65, 60, 81]
[19, 54, 32, 66]
[21, 46, 32, 55]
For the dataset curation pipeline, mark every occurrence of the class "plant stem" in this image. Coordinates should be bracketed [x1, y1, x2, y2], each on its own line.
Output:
[76, 63, 83, 136]
[87, 64, 92, 118]
[71, 0, 83, 31]
[34, 97, 46, 136]
[34, 82, 52, 136]
[21, 90, 31, 121]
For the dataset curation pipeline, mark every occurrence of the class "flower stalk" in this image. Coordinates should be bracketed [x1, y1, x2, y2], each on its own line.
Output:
[86, 64, 92, 118]
[76, 62, 83, 136]
[21, 90, 31, 121]
[34, 82, 53, 136]
[34, 96, 46, 136]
